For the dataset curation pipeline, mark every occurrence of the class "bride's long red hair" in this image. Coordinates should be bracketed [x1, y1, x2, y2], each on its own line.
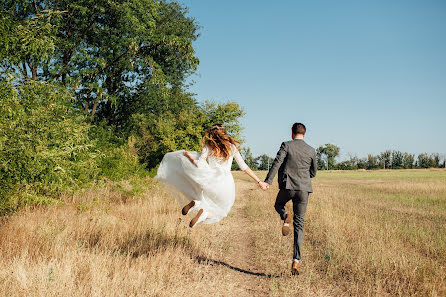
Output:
[202, 124, 240, 160]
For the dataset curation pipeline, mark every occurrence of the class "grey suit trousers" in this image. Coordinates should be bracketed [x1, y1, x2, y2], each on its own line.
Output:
[274, 189, 309, 261]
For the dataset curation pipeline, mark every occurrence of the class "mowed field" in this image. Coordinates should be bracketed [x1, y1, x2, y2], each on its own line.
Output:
[1, 169, 445, 296]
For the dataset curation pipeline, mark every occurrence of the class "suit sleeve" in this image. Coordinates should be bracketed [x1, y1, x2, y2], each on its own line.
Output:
[264, 142, 287, 184]
[310, 149, 317, 178]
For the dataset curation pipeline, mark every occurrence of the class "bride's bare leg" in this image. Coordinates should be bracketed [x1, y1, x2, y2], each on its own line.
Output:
[189, 209, 204, 228]
[182, 200, 195, 215]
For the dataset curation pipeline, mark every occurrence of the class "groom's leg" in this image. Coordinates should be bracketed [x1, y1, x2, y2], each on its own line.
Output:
[274, 189, 291, 220]
[291, 190, 309, 260]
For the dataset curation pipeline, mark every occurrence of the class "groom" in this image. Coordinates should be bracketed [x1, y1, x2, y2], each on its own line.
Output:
[258, 123, 317, 275]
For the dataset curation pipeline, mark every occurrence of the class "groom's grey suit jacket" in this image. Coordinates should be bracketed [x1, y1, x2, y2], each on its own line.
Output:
[265, 139, 317, 193]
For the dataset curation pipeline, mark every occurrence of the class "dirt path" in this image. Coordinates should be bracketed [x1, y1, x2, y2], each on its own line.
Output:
[195, 175, 273, 296]
[192, 173, 341, 297]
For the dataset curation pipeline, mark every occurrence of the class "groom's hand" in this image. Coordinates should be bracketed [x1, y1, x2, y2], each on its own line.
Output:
[258, 181, 269, 191]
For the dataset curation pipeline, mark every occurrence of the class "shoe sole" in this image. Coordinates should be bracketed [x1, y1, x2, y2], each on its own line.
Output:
[182, 200, 195, 215]
[189, 209, 204, 228]
[282, 214, 292, 236]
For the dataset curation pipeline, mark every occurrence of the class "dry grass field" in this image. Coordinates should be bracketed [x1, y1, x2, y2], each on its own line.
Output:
[1, 169, 445, 296]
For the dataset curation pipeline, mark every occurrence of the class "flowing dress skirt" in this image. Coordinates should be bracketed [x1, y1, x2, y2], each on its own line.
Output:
[154, 150, 235, 224]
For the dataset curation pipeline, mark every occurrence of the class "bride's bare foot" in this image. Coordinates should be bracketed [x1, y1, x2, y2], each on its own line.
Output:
[189, 209, 204, 228]
[182, 200, 195, 215]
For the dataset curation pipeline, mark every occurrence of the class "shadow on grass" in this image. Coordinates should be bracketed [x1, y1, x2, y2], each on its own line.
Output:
[79, 226, 196, 259]
[195, 256, 280, 279]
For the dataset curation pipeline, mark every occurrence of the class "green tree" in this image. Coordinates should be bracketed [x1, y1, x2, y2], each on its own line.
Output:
[357, 157, 368, 169]
[367, 154, 379, 169]
[0, 5, 61, 80]
[1, 0, 200, 127]
[431, 153, 440, 168]
[0, 77, 100, 213]
[378, 150, 391, 169]
[391, 150, 404, 169]
[336, 160, 355, 170]
[316, 148, 326, 170]
[417, 153, 432, 168]
[131, 97, 245, 169]
[317, 144, 340, 170]
[402, 153, 414, 169]
[256, 154, 274, 171]
[201, 101, 245, 142]
[241, 147, 257, 170]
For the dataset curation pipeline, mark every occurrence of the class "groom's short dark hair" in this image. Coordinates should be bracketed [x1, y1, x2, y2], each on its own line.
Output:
[292, 123, 306, 135]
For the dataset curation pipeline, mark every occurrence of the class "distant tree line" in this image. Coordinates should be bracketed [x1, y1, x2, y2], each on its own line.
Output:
[231, 147, 274, 171]
[316, 144, 445, 170]
[237, 143, 445, 171]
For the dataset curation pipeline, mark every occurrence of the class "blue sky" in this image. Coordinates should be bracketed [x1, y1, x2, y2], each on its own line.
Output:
[181, 0, 446, 160]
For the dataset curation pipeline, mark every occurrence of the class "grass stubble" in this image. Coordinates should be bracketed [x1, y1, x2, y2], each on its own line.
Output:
[0, 169, 445, 296]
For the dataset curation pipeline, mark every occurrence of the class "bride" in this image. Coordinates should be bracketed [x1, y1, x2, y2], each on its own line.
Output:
[155, 124, 268, 227]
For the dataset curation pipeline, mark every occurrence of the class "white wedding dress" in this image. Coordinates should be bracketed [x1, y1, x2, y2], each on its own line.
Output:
[154, 144, 248, 225]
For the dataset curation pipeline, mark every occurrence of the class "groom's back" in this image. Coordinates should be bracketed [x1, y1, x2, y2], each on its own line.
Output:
[277, 139, 317, 192]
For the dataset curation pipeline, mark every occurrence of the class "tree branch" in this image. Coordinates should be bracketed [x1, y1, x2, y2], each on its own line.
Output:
[90, 97, 99, 120]
[33, 0, 40, 14]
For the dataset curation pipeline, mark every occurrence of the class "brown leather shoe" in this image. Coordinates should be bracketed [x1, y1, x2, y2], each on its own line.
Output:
[189, 209, 204, 228]
[282, 213, 292, 236]
[291, 261, 300, 275]
[182, 200, 195, 215]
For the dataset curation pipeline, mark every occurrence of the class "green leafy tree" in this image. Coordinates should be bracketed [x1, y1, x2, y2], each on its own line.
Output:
[131, 96, 245, 169]
[336, 160, 355, 170]
[201, 101, 245, 142]
[316, 148, 326, 170]
[431, 153, 440, 168]
[378, 150, 391, 169]
[256, 154, 274, 171]
[416, 153, 439, 168]
[367, 154, 379, 169]
[402, 153, 414, 169]
[357, 157, 368, 169]
[417, 153, 428, 168]
[0, 5, 61, 80]
[1, 0, 200, 126]
[240, 147, 257, 170]
[317, 144, 340, 170]
[391, 150, 404, 169]
[0, 78, 100, 214]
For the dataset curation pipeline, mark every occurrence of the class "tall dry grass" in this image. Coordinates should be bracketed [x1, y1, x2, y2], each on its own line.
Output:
[0, 178, 236, 296]
[242, 169, 446, 296]
[1, 169, 445, 296]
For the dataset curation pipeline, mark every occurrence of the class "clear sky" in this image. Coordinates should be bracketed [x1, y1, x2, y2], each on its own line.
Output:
[181, 0, 446, 160]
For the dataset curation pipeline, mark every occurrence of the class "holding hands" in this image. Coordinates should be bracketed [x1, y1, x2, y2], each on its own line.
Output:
[258, 181, 270, 191]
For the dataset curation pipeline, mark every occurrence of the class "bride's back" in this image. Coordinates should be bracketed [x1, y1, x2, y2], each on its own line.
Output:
[206, 144, 247, 172]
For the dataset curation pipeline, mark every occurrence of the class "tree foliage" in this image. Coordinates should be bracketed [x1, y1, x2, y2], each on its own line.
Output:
[317, 143, 340, 170]
[0, 78, 99, 213]
[1, 1, 248, 215]
[1, 0, 200, 125]
[131, 94, 245, 169]
[256, 154, 274, 171]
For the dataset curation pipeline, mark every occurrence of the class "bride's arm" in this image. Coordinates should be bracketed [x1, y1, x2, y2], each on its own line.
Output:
[233, 147, 266, 187]
[184, 146, 209, 168]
